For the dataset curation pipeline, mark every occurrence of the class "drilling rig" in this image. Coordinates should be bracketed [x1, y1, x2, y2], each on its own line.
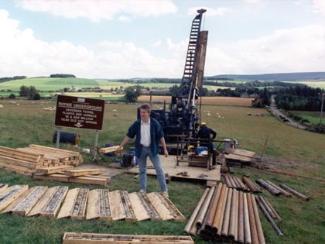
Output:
[151, 9, 208, 147]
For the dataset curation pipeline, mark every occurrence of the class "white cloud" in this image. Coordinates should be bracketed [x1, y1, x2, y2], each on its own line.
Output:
[118, 15, 131, 22]
[0, 9, 181, 78]
[16, 0, 177, 22]
[187, 6, 231, 17]
[1, 9, 325, 79]
[205, 25, 325, 75]
[312, 0, 325, 15]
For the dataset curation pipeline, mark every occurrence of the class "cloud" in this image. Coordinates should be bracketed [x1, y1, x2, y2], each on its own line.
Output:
[16, 0, 177, 22]
[187, 6, 231, 17]
[205, 25, 325, 74]
[1, 9, 325, 79]
[0, 9, 182, 78]
[312, 0, 325, 15]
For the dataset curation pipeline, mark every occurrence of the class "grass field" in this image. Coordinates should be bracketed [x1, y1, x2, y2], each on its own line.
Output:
[0, 99, 324, 243]
[138, 96, 253, 106]
[0, 78, 227, 96]
[289, 110, 325, 126]
[287, 80, 325, 89]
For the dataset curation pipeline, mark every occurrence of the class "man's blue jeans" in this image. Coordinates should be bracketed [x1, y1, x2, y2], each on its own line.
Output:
[137, 146, 167, 192]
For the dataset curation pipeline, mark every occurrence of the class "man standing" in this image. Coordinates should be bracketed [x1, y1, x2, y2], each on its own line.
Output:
[119, 104, 168, 196]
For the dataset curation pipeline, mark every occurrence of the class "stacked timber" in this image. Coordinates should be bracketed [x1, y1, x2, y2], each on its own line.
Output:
[185, 183, 265, 243]
[222, 174, 249, 192]
[0, 145, 83, 176]
[0, 145, 110, 186]
[62, 232, 194, 244]
[242, 176, 262, 193]
[0, 183, 185, 223]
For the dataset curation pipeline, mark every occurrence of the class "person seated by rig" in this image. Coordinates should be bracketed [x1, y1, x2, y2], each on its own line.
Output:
[198, 122, 217, 165]
[119, 104, 169, 197]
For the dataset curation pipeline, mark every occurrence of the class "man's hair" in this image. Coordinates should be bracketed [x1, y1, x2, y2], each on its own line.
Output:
[139, 104, 151, 113]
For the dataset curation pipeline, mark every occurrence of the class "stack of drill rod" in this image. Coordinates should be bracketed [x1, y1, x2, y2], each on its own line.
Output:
[256, 179, 291, 197]
[242, 176, 262, 193]
[256, 195, 283, 236]
[222, 174, 249, 192]
[185, 183, 265, 243]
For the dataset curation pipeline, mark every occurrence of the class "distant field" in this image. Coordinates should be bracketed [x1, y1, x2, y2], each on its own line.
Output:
[0, 77, 227, 95]
[287, 80, 325, 89]
[289, 110, 325, 125]
[138, 95, 253, 106]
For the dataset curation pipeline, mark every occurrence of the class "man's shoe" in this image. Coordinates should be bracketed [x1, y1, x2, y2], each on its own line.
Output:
[139, 189, 146, 194]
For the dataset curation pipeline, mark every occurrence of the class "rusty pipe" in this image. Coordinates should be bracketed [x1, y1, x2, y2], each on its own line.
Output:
[229, 189, 238, 241]
[252, 195, 266, 244]
[185, 188, 209, 234]
[279, 183, 309, 201]
[238, 191, 245, 243]
[243, 193, 252, 244]
[247, 194, 259, 244]
[221, 188, 232, 236]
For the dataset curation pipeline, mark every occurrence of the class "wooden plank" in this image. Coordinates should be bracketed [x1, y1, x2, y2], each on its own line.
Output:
[27, 187, 57, 216]
[69, 176, 110, 186]
[128, 192, 151, 221]
[2, 187, 32, 213]
[11, 186, 48, 216]
[86, 189, 112, 220]
[33, 174, 109, 186]
[33, 174, 70, 182]
[39, 186, 68, 217]
[64, 169, 101, 177]
[36, 165, 74, 175]
[62, 232, 194, 244]
[0, 185, 29, 211]
[127, 155, 220, 183]
[86, 189, 100, 220]
[225, 153, 252, 163]
[120, 191, 136, 222]
[155, 193, 185, 221]
[71, 188, 89, 219]
[0, 184, 8, 194]
[147, 192, 174, 221]
[0, 161, 35, 176]
[57, 188, 79, 219]
[0, 146, 43, 163]
[232, 149, 256, 158]
[138, 193, 160, 221]
[0, 156, 37, 169]
[99, 145, 122, 154]
[109, 190, 126, 221]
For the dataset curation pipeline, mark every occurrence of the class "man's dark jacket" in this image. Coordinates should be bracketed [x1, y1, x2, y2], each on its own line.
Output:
[127, 118, 164, 158]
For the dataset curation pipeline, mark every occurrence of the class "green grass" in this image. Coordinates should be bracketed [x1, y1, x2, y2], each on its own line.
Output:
[289, 110, 325, 126]
[287, 80, 325, 89]
[0, 77, 229, 97]
[0, 100, 324, 243]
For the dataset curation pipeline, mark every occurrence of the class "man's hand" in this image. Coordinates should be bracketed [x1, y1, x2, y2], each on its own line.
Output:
[164, 148, 169, 157]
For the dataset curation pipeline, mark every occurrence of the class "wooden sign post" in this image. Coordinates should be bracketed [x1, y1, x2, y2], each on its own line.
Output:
[54, 95, 105, 160]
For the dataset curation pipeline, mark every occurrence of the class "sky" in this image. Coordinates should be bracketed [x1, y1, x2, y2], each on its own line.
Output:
[0, 0, 325, 78]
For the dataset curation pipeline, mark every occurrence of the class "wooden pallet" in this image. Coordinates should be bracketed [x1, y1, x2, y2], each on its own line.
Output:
[1, 183, 185, 223]
[62, 232, 194, 244]
[10, 186, 48, 216]
[57, 188, 89, 219]
[0, 185, 29, 211]
[127, 156, 220, 185]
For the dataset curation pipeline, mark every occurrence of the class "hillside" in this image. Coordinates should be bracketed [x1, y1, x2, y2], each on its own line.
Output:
[207, 72, 325, 81]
